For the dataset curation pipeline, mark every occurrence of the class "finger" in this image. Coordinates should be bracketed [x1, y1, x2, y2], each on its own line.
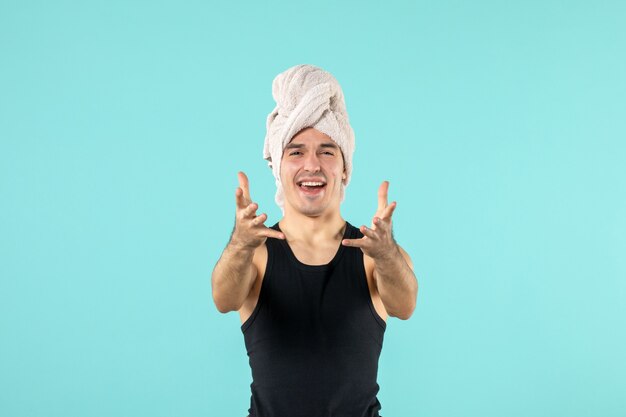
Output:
[238, 171, 252, 201]
[251, 212, 267, 226]
[360, 225, 379, 239]
[258, 227, 285, 240]
[373, 216, 392, 234]
[342, 237, 366, 247]
[381, 201, 397, 219]
[235, 187, 248, 209]
[377, 181, 389, 213]
[242, 202, 258, 217]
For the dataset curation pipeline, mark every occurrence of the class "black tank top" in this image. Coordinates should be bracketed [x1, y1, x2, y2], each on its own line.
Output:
[241, 221, 387, 417]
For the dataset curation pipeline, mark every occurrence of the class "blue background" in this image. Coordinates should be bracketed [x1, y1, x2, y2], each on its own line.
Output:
[1, 1, 625, 416]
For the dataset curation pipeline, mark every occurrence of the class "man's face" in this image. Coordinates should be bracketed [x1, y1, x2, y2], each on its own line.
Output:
[280, 127, 346, 217]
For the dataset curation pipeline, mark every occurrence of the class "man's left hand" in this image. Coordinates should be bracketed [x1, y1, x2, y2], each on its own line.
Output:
[342, 180, 398, 260]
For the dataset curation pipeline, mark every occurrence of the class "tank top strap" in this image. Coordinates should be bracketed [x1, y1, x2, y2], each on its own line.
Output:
[266, 223, 281, 248]
[339, 221, 362, 264]
[265, 222, 285, 261]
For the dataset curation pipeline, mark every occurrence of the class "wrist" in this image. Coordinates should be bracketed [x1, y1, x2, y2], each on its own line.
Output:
[374, 243, 401, 265]
[228, 237, 257, 254]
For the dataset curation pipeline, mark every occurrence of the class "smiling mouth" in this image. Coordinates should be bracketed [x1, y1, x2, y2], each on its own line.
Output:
[297, 181, 327, 195]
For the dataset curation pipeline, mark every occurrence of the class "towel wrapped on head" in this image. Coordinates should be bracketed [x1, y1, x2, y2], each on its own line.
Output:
[263, 64, 355, 213]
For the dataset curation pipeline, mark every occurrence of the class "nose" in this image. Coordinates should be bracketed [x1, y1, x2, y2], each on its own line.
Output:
[303, 151, 321, 172]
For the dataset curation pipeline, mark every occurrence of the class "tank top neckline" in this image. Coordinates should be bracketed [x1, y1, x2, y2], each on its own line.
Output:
[272, 221, 354, 272]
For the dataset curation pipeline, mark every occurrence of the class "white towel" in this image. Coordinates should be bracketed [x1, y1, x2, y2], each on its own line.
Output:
[263, 64, 356, 213]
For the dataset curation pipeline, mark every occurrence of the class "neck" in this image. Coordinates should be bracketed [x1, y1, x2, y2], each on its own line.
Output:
[279, 207, 346, 245]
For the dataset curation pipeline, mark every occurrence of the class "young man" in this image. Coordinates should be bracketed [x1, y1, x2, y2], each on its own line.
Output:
[212, 65, 418, 417]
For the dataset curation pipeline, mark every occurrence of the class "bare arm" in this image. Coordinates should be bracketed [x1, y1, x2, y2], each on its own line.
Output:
[342, 180, 418, 320]
[211, 236, 258, 313]
[373, 245, 417, 320]
[211, 172, 284, 313]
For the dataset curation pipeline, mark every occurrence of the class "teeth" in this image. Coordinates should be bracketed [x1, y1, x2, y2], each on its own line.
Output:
[300, 182, 325, 186]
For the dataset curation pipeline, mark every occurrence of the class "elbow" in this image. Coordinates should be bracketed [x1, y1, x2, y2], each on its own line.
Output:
[211, 284, 236, 314]
[214, 300, 231, 314]
[212, 293, 228, 313]
[396, 292, 417, 321]
[213, 298, 237, 314]
[211, 271, 236, 314]
[212, 292, 239, 314]
[396, 305, 416, 321]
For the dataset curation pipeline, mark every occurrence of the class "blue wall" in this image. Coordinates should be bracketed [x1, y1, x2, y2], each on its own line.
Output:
[1, 1, 624, 416]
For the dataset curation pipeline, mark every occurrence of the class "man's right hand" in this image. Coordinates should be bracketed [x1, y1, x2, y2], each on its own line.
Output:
[230, 171, 285, 250]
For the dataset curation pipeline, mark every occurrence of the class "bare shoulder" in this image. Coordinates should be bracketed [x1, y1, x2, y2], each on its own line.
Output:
[238, 243, 268, 324]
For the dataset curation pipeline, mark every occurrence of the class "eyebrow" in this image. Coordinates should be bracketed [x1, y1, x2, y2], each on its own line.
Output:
[285, 142, 339, 150]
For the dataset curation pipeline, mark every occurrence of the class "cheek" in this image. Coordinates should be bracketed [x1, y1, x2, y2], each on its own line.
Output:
[323, 161, 343, 177]
[280, 162, 296, 182]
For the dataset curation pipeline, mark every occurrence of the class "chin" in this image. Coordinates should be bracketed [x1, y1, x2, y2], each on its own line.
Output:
[284, 187, 340, 216]
[300, 207, 326, 217]
[284, 198, 328, 217]
[291, 201, 325, 216]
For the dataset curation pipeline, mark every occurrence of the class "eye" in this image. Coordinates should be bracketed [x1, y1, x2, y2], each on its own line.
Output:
[322, 151, 334, 155]
[289, 151, 302, 156]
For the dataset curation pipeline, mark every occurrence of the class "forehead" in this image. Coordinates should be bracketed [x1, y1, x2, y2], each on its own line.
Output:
[286, 128, 339, 148]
